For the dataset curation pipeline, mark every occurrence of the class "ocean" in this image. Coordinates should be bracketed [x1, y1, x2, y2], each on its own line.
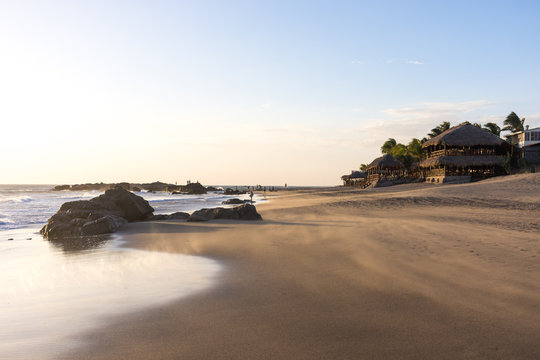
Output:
[0, 184, 263, 359]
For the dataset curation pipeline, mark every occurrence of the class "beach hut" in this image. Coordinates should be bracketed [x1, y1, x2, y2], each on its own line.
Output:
[419, 123, 513, 184]
[341, 171, 367, 186]
[365, 154, 405, 185]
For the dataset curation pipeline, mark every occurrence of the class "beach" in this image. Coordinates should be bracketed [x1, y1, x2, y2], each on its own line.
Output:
[61, 173, 540, 359]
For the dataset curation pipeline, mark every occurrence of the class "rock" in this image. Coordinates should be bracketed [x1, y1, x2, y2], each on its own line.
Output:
[222, 198, 246, 205]
[81, 215, 127, 236]
[53, 185, 71, 191]
[186, 214, 209, 222]
[41, 187, 154, 239]
[182, 182, 207, 194]
[187, 204, 262, 222]
[70, 183, 109, 191]
[115, 182, 131, 191]
[141, 181, 170, 192]
[146, 212, 190, 221]
[167, 212, 190, 220]
[224, 188, 246, 195]
[131, 186, 141, 192]
[206, 186, 219, 191]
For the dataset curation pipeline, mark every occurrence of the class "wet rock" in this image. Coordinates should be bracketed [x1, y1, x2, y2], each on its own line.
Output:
[41, 187, 154, 239]
[187, 204, 262, 222]
[221, 198, 246, 205]
[146, 212, 190, 221]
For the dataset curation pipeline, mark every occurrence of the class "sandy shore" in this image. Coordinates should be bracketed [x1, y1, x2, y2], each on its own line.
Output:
[63, 173, 540, 359]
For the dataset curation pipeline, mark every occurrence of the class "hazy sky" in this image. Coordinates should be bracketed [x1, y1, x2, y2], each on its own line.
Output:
[1, 0, 539, 185]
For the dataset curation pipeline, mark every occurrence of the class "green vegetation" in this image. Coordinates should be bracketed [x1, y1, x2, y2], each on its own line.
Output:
[375, 111, 526, 170]
[483, 122, 501, 136]
[428, 121, 451, 138]
[502, 112, 526, 133]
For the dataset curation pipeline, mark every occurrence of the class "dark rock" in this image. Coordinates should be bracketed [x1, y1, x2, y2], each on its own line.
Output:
[141, 181, 169, 192]
[53, 185, 71, 191]
[166, 185, 181, 192]
[147, 214, 168, 220]
[222, 198, 246, 205]
[131, 187, 141, 192]
[182, 182, 207, 194]
[70, 183, 109, 191]
[186, 214, 209, 222]
[187, 204, 262, 222]
[81, 215, 127, 236]
[206, 186, 219, 191]
[146, 212, 190, 221]
[224, 188, 246, 195]
[115, 182, 131, 191]
[41, 187, 154, 239]
[167, 212, 190, 220]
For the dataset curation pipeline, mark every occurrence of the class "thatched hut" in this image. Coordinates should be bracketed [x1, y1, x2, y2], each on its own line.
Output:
[419, 123, 513, 183]
[341, 171, 367, 186]
[366, 154, 405, 184]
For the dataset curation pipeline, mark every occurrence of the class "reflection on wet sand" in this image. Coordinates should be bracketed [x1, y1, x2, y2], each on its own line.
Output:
[48, 234, 111, 253]
[0, 231, 221, 360]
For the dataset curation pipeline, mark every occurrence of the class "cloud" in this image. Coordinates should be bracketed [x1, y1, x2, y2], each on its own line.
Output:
[525, 113, 540, 126]
[349, 100, 496, 143]
[383, 100, 493, 118]
[351, 60, 364, 64]
[406, 60, 424, 65]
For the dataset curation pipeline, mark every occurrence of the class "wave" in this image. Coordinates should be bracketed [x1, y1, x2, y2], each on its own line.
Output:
[59, 192, 97, 199]
[0, 216, 15, 225]
[0, 195, 33, 203]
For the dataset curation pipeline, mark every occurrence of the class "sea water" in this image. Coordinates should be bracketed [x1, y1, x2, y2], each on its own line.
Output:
[0, 185, 264, 359]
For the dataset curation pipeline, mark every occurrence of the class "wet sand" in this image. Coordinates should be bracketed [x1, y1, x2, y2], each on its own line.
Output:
[63, 173, 540, 359]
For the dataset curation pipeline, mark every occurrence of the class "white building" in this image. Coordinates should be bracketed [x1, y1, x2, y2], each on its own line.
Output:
[505, 126, 540, 165]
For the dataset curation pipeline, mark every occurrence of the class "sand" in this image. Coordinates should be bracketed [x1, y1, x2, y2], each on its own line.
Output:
[62, 173, 540, 359]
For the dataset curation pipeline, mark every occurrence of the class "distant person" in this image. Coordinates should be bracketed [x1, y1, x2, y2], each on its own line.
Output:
[249, 190, 254, 203]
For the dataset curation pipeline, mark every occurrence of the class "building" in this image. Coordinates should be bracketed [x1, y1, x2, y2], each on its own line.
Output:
[341, 171, 367, 186]
[505, 127, 540, 165]
[419, 123, 513, 184]
[365, 154, 405, 186]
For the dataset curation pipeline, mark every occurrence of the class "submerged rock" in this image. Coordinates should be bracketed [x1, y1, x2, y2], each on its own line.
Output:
[41, 187, 154, 239]
[187, 204, 262, 222]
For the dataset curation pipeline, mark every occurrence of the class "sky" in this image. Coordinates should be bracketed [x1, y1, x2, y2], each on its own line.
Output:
[1, 0, 540, 185]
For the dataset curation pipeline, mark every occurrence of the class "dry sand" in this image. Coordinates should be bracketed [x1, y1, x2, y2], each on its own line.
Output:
[63, 173, 540, 359]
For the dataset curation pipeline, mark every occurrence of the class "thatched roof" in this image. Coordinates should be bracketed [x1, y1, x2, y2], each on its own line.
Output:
[419, 155, 503, 168]
[366, 154, 404, 170]
[341, 171, 366, 180]
[422, 123, 506, 148]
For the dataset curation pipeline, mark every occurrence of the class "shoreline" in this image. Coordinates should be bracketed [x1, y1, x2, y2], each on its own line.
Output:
[61, 174, 540, 359]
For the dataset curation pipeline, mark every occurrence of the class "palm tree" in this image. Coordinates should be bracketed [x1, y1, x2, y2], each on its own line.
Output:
[381, 138, 397, 154]
[483, 122, 501, 136]
[359, 164, 368, 171]
[407, 138, 423, 160]
[428, 121, 451, 138]
[502, 112, 525, 133]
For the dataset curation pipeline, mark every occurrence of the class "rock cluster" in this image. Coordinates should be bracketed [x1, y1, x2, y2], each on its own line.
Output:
[41, 187, 154, 239]
[187, 204, 262, 222]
